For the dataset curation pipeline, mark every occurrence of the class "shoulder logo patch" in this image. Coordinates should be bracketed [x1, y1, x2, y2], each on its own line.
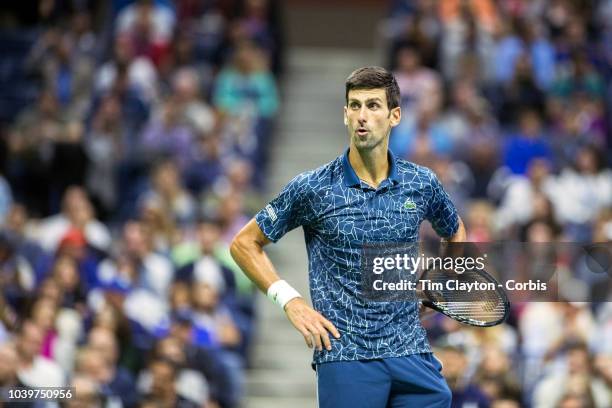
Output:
[403, 199, 417, 211]
[265, 204, 278, 221]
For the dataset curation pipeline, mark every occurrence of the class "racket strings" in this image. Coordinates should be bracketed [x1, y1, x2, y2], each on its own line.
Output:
[422, 269, 507, 323]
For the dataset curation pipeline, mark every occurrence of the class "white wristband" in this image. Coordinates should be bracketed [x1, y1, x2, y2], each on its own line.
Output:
[267, 280, 302, 309]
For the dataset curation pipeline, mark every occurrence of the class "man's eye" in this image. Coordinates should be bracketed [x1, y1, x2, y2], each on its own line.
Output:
[350, 103, 360, 109]
[369, 103, 379, 109]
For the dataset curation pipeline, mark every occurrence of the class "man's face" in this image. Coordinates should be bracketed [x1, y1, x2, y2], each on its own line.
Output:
[150, 361, 175, 397]
[344, 88, 400, 151]
[17, 323, 43, 361]
[88, 329, 118, 365]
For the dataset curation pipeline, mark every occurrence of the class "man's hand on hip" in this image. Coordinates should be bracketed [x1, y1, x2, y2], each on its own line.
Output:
[284, 298, 341, 351]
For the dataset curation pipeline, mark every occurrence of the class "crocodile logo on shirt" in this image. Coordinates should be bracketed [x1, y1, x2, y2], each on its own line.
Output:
[403, 199, 417, 211]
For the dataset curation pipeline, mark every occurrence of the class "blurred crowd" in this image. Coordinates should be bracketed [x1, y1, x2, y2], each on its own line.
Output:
[384, 0, 612, 407]
[0, 0, 282, 407]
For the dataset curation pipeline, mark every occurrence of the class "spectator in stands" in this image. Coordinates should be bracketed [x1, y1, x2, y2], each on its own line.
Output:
[172, 68, 216, 131]
[503, 109, 551, 175]
[551, 95, 607, 169]
[520, 303, 595, 390]
[490, 397, 521, 408]
[16, 320, 65, 388]
[144, 336, 210, 406]
[0, 230, 36, 311]
[0, 341, 23, 388]
[217, 191, 250, 245]
[494, 158, 555, 234]
[91, 302, 142, 374]
[191, 281, 240, 349]
[29, 297, 58, 360]
[140, 358, 199, 408]
[36, 186, 111, 253]
[91, 227, 170, 339]
[190, 280, 244, 406]
[52, 254, 86, 311]
[85, 94, 128, 216]
[74, 346, 126, 406]
[10, 90, 65, 216]
[532, 342, 609, 408]
[53, 308, 82, 374]
[465, 201, 495, 242]
[87, 326, 138, 408]
[138, 160, 197, 226]
[438, 0, 497, 83]
[121, 220, 173, 297]
[66, 10, 97, 60]
[184, 131, 226, 195]
[65, 374, 105, 408]
[475, 345, 521, 402]
[551, 51, 606, 101]
[215, 158, 264, 214]
[139, 198, 179, 254]
[393, 43, 443, 116]
[2, 204, 46, 273]
[140, 96, 195, 171]
[167, 317, 237, 407]
[14, 89, 65, 143]
[213, 40, 279, 119]
[157, 28, 215, 92]
[95, 35, 158, 104]
[387, 0, 441, 70]
[493, 18, 555, 90]
[549, 146, 612, 240]
[26, 27, 95, 117]
[437, 344, 491, 408]
[397, 103, 454, 162]
[116, 0, 176, 66]
[389, 43, 443, 156]
[48, 121, 89, 211]
[498, 52, 546, 124]
[177, 217, 235, 294]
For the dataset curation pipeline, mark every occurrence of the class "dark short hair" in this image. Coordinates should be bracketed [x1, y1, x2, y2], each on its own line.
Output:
[345, 66, 400, 110]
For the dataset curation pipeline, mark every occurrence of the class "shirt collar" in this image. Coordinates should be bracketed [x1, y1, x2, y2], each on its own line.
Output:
[342, 148, 400, 188]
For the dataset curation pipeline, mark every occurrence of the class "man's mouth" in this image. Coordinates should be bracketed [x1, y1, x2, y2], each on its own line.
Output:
[356, 127, 369, 136]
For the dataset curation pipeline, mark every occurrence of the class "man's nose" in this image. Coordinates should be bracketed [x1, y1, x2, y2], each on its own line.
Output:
[358, 107, 368, 122]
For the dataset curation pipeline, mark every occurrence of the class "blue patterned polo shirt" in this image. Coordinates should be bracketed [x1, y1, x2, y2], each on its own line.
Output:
[255, 148, 459, 364]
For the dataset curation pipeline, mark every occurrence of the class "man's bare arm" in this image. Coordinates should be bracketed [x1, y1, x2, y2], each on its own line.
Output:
[230, 219, 340, 351]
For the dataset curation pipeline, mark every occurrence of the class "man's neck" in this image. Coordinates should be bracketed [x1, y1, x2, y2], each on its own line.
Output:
[348, 144, 390, 188]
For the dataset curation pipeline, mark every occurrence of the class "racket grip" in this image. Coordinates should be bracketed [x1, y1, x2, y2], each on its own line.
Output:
[421, 300, 435, 308]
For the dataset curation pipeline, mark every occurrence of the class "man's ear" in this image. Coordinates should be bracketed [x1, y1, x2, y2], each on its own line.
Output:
[389, 106, 401, 127]
[343, 106, 348, 126]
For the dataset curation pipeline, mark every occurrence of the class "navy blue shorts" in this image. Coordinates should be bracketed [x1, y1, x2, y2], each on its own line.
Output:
[316, 353, 451, 408]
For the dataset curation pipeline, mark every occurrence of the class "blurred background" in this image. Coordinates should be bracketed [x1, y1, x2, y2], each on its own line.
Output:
[0, 0, 611, 407]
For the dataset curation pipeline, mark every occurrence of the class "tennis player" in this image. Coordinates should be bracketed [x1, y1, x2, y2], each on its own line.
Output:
[230, 66, 466, 407]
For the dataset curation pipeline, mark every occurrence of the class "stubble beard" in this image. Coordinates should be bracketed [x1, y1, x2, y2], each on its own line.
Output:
[350, 128, 389, 153]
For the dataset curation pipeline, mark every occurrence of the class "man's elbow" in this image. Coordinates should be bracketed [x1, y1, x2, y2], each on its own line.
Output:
[230, 228, 262, 261]
[229, 232, 247, 261]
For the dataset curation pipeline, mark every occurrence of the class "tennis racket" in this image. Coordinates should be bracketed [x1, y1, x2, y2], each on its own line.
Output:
[417, 265, 510, 327]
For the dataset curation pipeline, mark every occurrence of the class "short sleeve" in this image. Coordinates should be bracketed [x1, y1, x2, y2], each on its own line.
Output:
[425, 170, 459, 238]
[255, 173, 311, 243]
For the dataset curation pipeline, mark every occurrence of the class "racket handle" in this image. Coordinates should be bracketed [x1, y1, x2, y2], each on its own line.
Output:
[421, 300, 435, 308]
